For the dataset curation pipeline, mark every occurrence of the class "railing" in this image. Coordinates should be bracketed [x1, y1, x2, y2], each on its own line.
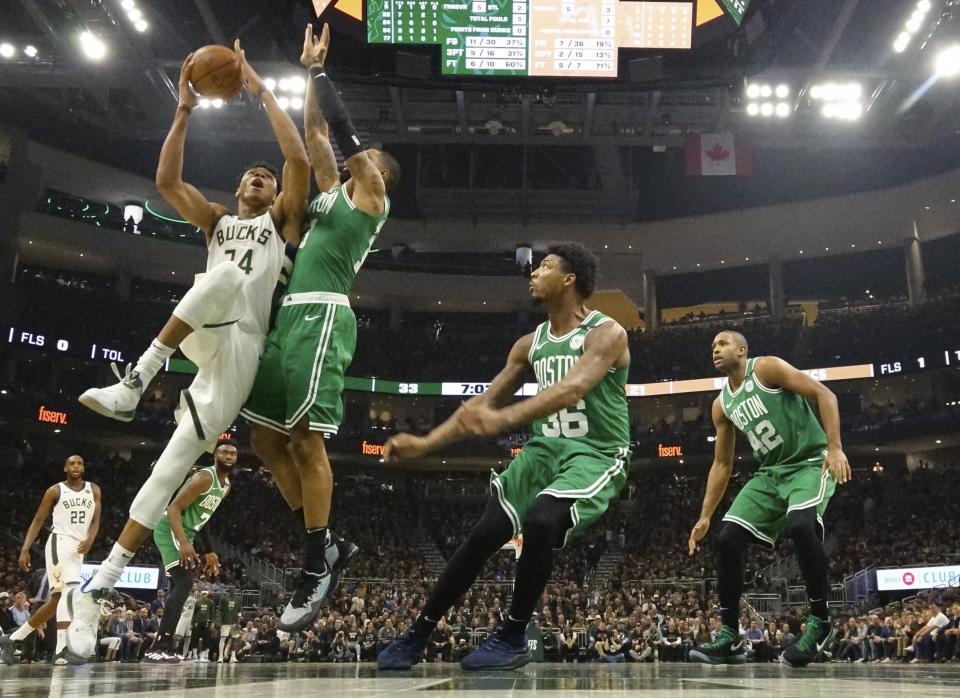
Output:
[212, 537, 286, 588]
[744, 593, 782, 617]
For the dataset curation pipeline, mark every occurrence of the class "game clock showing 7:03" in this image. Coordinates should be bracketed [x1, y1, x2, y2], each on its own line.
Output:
[367, 0, 693, 78]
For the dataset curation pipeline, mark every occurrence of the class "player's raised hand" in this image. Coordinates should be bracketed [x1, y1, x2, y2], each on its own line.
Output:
[456, 402, 507, 437]
[823, 447, 852, 485]
[234, 39, 264, 96]
[178, 52, 197, 111]
[688, 517, 710, 556]
[18, 549, 31, 572]
[384, 433, 429, 462]
[300, 23, 330, 69]
[178, 542, 202, 570]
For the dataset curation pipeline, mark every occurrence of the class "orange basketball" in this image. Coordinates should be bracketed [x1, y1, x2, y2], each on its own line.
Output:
[189, 45, 242, 99]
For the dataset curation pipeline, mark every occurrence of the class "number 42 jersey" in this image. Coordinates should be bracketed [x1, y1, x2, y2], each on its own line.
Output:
[528, 310, 630, 453]
[720, 357, 828, 469]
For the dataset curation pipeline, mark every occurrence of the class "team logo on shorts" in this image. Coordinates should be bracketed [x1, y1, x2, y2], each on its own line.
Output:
[569, 334, 584, 350]
[745, 380, 754, 392]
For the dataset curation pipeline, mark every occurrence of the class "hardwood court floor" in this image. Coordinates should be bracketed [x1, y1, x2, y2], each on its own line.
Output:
[3, 660, 960, 697]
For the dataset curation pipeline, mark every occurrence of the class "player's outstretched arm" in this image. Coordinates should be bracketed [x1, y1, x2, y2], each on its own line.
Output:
[301, 24, 340, 193]
[166, 470, 214, 571]
[234, 40, 311, 246]
[459, 321, 627, 437]
[78, 483, 102, 555]
[383, 333, 534, 461]
[754, 356, 851, 485]
[19, 485, 58, 572]
[155, 54, 229, 242]
[688, 398, 736, 555]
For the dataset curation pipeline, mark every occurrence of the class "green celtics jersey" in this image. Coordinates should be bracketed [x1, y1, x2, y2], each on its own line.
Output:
[720, 357, 828, 469]
[156, 466, 230, 543]
[288, 185, 390, 295]
[528, 310, 630, 452]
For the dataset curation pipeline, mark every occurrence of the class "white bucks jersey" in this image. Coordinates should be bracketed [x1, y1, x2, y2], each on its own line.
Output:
[208, 210, 285, 336]
[51, 481, 95, 540]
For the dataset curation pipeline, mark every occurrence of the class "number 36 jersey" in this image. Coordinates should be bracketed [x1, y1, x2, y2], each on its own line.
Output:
[720, 357, 828, 470]
[528, 310, 630, 453]
[51, 481, 95, 540]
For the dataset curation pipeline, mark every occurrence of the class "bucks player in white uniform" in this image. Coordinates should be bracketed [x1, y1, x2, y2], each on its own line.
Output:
[66, 43, 310, 663]
[7, 455, 101, 664]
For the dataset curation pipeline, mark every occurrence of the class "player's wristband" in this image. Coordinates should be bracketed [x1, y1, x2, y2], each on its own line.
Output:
[310, 71, 363, 158]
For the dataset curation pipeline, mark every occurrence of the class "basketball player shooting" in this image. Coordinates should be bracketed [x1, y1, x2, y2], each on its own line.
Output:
[3, 456, 100, 665]
[378, 243, 632, 671]
[65, 42, 310, 664]
[241, 24, 400, 632]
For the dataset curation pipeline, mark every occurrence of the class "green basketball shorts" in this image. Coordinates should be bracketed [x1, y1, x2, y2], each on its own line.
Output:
[153, 520, 190, 574]
[241, 293, 357, 435]
[722, 464, 836, 548]
[490, 437, 630, 549]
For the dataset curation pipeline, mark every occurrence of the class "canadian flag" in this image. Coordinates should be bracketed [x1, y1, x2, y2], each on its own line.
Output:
[685, 132, 752, 176]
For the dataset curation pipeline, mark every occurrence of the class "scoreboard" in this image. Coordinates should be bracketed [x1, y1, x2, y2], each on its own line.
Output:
[367, 0, 694, 77]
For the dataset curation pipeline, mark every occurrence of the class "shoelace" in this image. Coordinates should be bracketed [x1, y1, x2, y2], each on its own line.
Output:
[482, 633, 521, 654]
[110, 361, 141, 388]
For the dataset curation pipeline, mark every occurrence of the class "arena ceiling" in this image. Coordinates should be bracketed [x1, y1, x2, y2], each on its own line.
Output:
[1, 0, 960, 150]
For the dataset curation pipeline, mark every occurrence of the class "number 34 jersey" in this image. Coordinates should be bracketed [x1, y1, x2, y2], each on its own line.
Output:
[51, 481, 95, 540]
[720, 357, 828, 470]
[528, 310, 630, 453]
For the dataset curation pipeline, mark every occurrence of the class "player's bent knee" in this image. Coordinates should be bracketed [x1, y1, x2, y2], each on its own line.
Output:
[786, 508, 818, 540]
[521, 495, 570, 548]
[717, 521, 752, 554]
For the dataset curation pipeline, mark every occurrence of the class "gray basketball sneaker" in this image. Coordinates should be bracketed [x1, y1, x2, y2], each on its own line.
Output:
[79, 362, 143, 422]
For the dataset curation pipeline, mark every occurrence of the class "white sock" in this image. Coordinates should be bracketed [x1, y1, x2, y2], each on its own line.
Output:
[10, 623, 34, 641]
[56, 629, 66, 653]
[133, 339, 175, 388]
[91, 543, 136, 591]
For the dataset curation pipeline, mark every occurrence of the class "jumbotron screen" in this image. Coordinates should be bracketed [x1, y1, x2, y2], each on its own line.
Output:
[367, 0, 694, 77]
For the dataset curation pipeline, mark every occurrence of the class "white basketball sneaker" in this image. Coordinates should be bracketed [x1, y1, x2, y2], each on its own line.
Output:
[65, 581, 113, 663]
[78, 362, 143, 422]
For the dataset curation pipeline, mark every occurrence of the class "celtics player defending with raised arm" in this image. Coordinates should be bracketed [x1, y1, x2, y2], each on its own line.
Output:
[687, 331, 852, 668]
[378, 243, 631, 671]
[66, 43, 310, 664]
[241, 24, 400, 632]
[143, 440, 235, 664]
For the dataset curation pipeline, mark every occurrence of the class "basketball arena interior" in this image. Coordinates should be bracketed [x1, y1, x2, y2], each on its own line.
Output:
[1, 0, 960, 696]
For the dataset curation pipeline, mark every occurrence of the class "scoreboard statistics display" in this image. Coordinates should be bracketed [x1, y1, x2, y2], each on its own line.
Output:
[367, 0, 694, 77]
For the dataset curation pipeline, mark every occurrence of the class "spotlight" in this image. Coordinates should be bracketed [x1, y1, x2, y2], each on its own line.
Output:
[894, 33, 910, 53]
[287, 76, 306, 94]
[122, 0, 136, 9]
[746, 83, 760, 99]
[0, 43, 14, 59]
[906, 15, 922, 33]
[775, 102, 790, 118]
[79, 31, 107, 60]
[810, 85, 822, 100]
[278, 78, 289, 92]
[747, 102, 760, 116]
[277, 95, 290, 109]
[290, 96, 304, 110]
[759, 84, 772, 98]
[822, 103, 836, 118]
[917, 0, 930, 11]
[198, 98, 211, 109]
[760, 102, 774, 116]
[23, 45, 38, 58]
[127, 7, 142, 22]
[134, 20, 148, 32]
[264, 77, 277, 92]
[211, 98, 223, 109]
[935, 44, 960, 78]
[775, 84, 789, 99]
[845, 83, 863, 100]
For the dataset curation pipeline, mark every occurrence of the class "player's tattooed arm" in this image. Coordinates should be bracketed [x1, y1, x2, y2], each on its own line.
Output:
[19, 485, 59, 572]
[156, 53, 230, 242]
[464, 321, 628, 436]
[754, 356, 851, 484]
[78, 483, 102, 556]
[383, 333, 534, 461]
[301, 24, 340, 193]
[688, 398, 736, 555]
